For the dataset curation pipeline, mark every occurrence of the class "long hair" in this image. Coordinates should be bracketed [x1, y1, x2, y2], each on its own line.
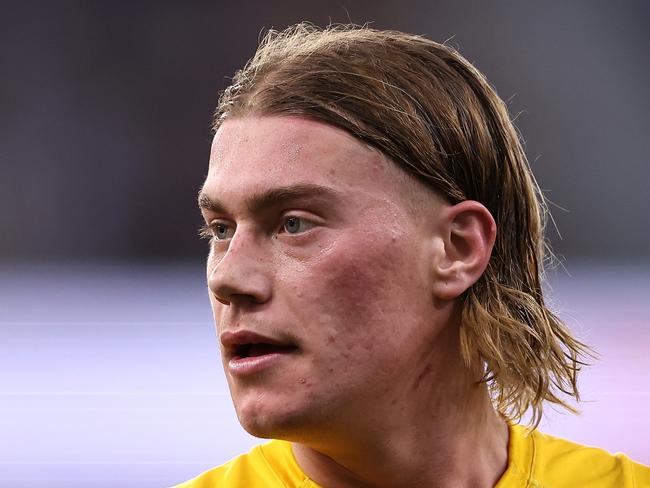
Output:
[212, 23, 592, 427]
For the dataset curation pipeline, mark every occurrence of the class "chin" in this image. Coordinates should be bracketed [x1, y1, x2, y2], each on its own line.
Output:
[236, 400, 318, 441]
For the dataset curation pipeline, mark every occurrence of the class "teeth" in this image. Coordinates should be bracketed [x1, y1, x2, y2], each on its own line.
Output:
[249, 343, 279, 357]
[235, 343, 296, 358]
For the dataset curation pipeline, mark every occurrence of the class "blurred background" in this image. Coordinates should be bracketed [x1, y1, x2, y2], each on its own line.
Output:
[1, 1, 648, 486]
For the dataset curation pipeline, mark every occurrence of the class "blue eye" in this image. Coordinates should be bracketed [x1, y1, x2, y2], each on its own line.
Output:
[282, 216, 313, 234]
[210, 223, 234, 240]
[215, 224, 229, 239]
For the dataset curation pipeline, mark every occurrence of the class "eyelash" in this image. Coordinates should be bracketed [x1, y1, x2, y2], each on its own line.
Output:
[198, 222, 235, 243]
[198, 216, 314, 242]
[197, 224, 214, 240]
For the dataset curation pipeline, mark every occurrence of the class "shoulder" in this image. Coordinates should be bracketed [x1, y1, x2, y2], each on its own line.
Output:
[172, 439, 314, 488]
[502, 424, 650, 488]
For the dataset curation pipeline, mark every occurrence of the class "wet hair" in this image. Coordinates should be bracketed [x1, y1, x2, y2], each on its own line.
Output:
[212, 23, 592, 427]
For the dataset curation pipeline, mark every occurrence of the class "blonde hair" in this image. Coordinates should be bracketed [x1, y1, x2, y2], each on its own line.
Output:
[213, 23, 592, 427]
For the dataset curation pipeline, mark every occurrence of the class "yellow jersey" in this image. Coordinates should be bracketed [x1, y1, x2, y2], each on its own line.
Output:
[174, 424, 650, 487]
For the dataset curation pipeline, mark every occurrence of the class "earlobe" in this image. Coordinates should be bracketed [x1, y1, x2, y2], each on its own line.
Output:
[430, 201, 496, 301]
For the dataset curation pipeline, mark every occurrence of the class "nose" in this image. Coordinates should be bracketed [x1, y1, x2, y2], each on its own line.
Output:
[207, 231, 272, 306]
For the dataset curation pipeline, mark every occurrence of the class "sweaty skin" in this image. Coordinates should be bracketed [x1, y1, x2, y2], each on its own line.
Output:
[199, 115, 507, 488]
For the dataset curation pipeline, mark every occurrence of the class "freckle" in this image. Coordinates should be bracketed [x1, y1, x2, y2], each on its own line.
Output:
[327, 335, 336, 344]
[329, 368, 334, 373]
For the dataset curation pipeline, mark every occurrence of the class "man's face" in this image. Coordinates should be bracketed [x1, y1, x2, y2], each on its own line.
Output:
[200, 116, 451, 439]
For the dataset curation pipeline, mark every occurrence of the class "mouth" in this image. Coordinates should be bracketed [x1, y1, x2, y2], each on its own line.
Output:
[221, 330, 299, 376]
[233, 342, 298, 359]
[226, 337, 299, 377]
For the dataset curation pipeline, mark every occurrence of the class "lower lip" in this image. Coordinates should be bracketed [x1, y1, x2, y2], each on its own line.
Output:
[228, 351, 294, 377]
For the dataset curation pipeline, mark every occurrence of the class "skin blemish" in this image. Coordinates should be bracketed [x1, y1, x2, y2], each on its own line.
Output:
[206, 116, 446, 441]
[280, 141, 303, 163]
[412, 362, 434, 392]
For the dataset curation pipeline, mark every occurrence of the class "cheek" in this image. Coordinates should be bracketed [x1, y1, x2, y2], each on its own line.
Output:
[324, 257, 391, 326]
[298, 234, 420, 355]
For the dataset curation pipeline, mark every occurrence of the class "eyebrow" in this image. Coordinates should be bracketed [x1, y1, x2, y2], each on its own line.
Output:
[197, 184, 343, 215]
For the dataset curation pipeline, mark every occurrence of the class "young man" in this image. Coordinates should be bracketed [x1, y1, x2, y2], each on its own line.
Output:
[181, 24, 649, 487]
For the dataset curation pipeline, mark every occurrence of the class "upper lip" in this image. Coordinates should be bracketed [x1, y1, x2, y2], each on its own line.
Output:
[220, 330, 296, 356]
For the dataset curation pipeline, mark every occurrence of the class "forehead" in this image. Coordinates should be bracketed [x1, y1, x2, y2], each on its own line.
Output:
[204, 116, 414, 203]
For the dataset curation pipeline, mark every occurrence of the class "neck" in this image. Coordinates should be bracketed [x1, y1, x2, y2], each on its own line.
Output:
[291, 326, 509, 488]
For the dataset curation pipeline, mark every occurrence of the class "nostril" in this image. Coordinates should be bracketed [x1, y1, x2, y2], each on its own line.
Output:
[214, 295, 231, 306]
[207, 248, 273, 306]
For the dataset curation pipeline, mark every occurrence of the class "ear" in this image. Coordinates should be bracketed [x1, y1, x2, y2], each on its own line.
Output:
[431, 200, 496, 301]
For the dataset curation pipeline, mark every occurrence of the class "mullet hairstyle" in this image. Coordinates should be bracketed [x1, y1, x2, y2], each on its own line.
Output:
[212, 23, 592, 427]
